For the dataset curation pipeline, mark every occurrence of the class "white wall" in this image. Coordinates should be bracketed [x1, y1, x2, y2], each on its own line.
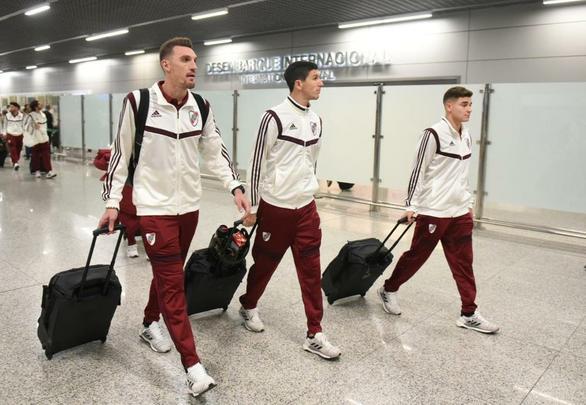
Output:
[2, 3, 586, 95]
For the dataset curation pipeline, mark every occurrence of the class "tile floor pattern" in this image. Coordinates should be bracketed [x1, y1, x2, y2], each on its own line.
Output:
[0, 161, 584, 405]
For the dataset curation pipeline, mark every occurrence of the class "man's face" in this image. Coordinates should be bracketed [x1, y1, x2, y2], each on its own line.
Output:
[298, 69, 324, 101]
[446, 97, 472, 122]
[161, 46, 197, 89]
[8, 105, 18, 114]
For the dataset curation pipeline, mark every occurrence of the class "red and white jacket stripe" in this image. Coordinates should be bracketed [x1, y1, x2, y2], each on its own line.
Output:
[248, 96, 322, 212]
[406, 117, 474, 218]
[102, 82, 241, 216]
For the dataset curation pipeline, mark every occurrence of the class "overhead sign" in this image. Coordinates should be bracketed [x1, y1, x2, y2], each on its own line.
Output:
[205, 49, 391, 84]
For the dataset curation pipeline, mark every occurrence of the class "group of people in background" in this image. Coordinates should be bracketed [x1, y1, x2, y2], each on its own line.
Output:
[0, 101, 57, 178]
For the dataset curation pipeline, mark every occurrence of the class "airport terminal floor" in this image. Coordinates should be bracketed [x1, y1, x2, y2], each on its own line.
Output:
[1, 160, 585, 404]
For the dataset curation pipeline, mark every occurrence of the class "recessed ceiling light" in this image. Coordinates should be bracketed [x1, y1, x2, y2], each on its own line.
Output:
[34, 45, 51, 52]
[25, 4, 51, 16]
[125, 50, 145, 56]
[543, 0, 585, 4]
[69, 56, 98, 64]
[338, 12, 433, 29]
[26, 65, 38, 70]
[86, 29, 129, 42]
[191, 8, 228, 21]
[203, 38, 232, 46]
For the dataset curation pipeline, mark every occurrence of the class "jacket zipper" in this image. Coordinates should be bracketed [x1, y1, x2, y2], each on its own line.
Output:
[175, 108, 180, 215]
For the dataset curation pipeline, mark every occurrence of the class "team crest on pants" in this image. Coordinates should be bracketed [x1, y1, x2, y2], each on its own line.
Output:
[428, 224, 437, 234]
[262, 232, 271, 242]
[145, 233, 156, 245]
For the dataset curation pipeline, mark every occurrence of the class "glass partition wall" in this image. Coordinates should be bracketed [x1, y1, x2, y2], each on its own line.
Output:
[7, 82, 583, 238]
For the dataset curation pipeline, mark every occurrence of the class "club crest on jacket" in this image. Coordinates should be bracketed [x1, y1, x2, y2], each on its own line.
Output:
[189, 110, 199, 127]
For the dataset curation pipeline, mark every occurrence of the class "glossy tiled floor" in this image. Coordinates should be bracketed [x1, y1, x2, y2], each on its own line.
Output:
[0, 161, 585, 404]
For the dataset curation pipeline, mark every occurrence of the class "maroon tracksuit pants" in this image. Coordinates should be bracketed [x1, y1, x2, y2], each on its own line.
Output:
[140, 211, 199, 368]
[383, 213, 477, 315]
[119, 185, 140, 246]
[240, 199, 324, 335]
[31, 141, 52, 172]
[6, 134, 23, 165]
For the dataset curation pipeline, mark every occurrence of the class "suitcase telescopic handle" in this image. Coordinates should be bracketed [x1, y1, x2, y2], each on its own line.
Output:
[78, 224, 125, 299]
[93, 224, 125, 236]
[371, 216, 414, 259]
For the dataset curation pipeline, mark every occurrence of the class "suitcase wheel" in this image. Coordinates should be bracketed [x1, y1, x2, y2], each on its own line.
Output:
[222, 306, 228, 312]
[327, 297, 335, 305]
[100, 337, 107, 343]
[360, 293, 366, 297]
[45, 350, 53, 360]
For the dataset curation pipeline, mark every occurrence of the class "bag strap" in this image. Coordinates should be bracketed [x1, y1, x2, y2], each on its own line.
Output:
[234, 219, 258, 239]
[192, 92, 209, 127]
[127, 88, 149, 184]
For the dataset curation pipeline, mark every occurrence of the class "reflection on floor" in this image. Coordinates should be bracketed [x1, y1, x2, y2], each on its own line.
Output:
[1, 161, 585, 404]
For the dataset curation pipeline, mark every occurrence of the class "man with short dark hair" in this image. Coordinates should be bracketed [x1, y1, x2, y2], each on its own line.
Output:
[240, 61, 341, 360]
[1, 102, 24, 171]
[378, 86, 499, 334]
[99, 36, 250, 397]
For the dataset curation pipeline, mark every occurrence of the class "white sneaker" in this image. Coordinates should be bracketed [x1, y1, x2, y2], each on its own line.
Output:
[239, 306, 265, 333]
[35, 171, 41, 178]
[456, 312, 499, 334]
[378, 287, 401, 315]
[303, 332, 341, 360]
[186, 362, 216, 397]
[139, 321, 172, 353]
[14, 163, 19, 171]
[127, 244, 139, 258]
[45, 171, 57, 179]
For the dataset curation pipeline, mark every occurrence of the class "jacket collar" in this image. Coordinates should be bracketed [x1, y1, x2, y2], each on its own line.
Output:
[287, 96, 310, 112]
[441, 116, 463, 137]
[153, 81, 193, 109]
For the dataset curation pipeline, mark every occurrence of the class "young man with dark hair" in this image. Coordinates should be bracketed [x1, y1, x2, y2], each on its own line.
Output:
[378, 86, 499, 334]
[240, 61, 341, 359]
[99, 36, 250, 397]
[1, 102, 24, 171]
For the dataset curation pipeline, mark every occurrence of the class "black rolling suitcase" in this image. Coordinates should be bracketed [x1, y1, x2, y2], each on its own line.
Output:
[38, 225, 124, 359]
[322, 217, 413, 304]
[184, 220, 255, 315]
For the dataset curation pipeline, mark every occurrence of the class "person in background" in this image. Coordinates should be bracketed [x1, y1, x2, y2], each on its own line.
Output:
[93, 148, 142, 258]
[1, 102, 25, 171]
[44, 104, 55, 147]
[28, 100, 57, 179]
[23, 103, 33, 161]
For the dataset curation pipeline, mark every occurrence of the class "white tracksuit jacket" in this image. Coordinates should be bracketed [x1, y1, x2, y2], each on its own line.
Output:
[248, 96, 322, 211]
[102, 82, 242, 216]
[406, 117, 474, 218]
[2, 112, 24, 136]
[26, 111, 49, 146]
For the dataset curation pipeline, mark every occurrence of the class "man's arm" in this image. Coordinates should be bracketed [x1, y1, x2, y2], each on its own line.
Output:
[243, 111, 278, 226]
[98, 93, 136, 231]
[198, 101, 250, 214]
[404, 129, 437, 223]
